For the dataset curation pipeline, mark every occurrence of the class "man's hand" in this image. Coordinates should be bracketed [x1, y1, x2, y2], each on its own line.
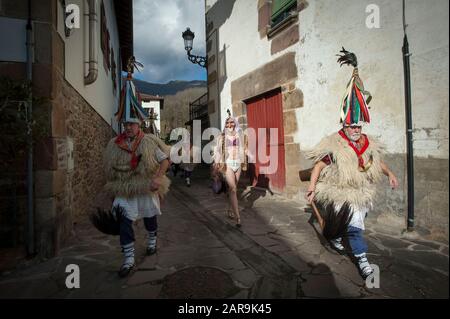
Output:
[150, 176, 163, 191]
[381, 161, 398, 189]
[388, 172, 399, 189]
[150, 158, 169, 192]
[306, 161, 326, 204]
[306, 189, 315, 203]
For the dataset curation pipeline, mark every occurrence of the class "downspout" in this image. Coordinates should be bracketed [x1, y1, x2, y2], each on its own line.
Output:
[204, 4, 219, 130]
[117, 51, 122, 134]
[216, 30, 221, 131]
[26, 0, 35, 256]
[84, 0, 98, 84]
[402, 0, 414, 231]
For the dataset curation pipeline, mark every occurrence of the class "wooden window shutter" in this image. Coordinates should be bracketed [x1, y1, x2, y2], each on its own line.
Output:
[271, 0, 296, 21]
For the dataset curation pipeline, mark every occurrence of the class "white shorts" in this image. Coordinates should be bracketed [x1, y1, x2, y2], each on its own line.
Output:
[226, 159, 241, 172]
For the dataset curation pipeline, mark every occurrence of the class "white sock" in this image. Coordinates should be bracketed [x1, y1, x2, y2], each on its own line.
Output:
[148, 231, 157, 249]
[121, 242, 135, 267]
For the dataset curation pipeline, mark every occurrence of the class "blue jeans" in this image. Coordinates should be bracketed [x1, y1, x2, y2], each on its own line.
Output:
[120, 216, 158, 246]
[346, 226, 367, 255]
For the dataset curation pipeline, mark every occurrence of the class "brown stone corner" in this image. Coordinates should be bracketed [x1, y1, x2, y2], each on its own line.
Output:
[283, 110, 298, 135]
[232, 101, 246, 117]
[208, 70, 217, 85]
[231, 52, 297, 103]
[258, 0, 271, 38]
[297, 0, 309, 12]
[282, 88, 304, 110]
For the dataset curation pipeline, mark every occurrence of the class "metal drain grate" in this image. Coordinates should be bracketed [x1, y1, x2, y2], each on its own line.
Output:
[160, 266, 239, 298]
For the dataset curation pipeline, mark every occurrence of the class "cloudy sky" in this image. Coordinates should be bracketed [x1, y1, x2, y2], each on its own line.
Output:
[133, 0, 206, 84]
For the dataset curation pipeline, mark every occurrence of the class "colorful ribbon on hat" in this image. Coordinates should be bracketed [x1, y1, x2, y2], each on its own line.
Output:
[340, 68, 372, 126]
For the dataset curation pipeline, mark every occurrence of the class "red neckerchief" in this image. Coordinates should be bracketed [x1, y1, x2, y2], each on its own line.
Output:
[338, 129, 370, 169]
[115, 130, 145, 170]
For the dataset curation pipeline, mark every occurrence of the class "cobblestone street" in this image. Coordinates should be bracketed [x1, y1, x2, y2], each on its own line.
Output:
[0, 167, 448, 298]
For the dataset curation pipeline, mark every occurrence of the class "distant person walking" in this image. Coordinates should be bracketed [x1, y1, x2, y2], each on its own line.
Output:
[180, 139, 201, 187]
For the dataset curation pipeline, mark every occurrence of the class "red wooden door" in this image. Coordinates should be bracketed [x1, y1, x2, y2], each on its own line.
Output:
[246, 96, 266, 188]
[246, 89, 286, 192]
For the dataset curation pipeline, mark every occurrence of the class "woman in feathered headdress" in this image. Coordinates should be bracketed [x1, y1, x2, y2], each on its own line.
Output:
[212, 109, 248, 227]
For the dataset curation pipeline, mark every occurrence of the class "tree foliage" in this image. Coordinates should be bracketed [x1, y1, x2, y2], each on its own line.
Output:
[0, 77, 49, 174]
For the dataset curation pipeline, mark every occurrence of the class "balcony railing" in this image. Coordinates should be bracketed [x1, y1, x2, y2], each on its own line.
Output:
[188, 92, 208, 123]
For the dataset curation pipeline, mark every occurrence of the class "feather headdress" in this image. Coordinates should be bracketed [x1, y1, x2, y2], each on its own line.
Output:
[223, 109, 241, 133]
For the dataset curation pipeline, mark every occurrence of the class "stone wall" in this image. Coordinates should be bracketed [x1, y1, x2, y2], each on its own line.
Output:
[61, 75, 116, 221]
[1, 67, 116, 258]
[1, 0, 56, 258]
[368, 154, 449, 241]
[0, 173, 27, 250]
[34, 60, 115, 257]
[1, 0, 116, 258]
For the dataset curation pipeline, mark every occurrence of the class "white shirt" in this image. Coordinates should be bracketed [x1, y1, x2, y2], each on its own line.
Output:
[112, 147, 168, 221]
[348, 206, 370, 230]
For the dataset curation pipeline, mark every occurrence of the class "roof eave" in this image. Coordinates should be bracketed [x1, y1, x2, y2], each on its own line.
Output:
[114, 0, 134, 71]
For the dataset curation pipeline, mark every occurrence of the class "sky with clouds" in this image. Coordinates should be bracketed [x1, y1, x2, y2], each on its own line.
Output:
[132, 0, 206, 84]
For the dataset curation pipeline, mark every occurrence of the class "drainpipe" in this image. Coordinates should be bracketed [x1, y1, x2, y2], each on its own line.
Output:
[26, 0, 35, 256]
[84, 0, 98, 84]
[402, 0, 414, 231]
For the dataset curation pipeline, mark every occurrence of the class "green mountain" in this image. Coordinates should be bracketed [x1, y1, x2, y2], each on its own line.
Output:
[129, 78, 207, 96]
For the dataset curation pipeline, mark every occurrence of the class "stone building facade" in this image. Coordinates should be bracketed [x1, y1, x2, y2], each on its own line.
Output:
[205, 0, 449, 240]
[0, 0, 133, 261]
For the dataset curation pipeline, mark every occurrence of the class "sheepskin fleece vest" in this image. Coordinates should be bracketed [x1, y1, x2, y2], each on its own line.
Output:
[306, 132, 385, 210]
[103, 133, 171, 198]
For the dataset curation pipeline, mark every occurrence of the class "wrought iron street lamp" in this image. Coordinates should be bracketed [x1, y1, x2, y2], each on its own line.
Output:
[182, 27, 207, 68]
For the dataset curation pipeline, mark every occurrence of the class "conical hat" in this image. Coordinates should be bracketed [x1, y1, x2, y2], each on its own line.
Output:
[115, 57, 148, 123]
[337, 47, 372, 126]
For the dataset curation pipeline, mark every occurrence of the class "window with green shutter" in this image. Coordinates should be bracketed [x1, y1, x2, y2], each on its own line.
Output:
[271, 0, 297, 26]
